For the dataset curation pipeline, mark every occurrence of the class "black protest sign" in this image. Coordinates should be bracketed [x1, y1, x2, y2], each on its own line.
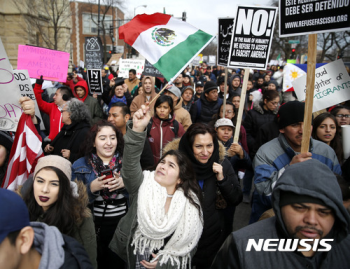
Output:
[87, 69, 103, 95]
[142, 60, 164, 78]
[218, 18, 234, 67]
[280, 0, 350, 37]
[228, 6, 278, 70]
[85, 37, 103, 69]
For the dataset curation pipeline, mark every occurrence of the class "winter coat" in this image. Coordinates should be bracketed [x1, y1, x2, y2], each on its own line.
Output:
[64, 75, 85, 93]
[212, 159, 350, 269]
[221, 137, 251, 172]
[130, 78, 158, 118]
[33, 83, 63, 140]
[148, 116, 185, 164]
[102, 89, 132, 108]
[189, 94, 223, 124]
[73, 81, 103, 125]
[243, 101, 278, 153]
[109, 124, 197, 268]
[163, 138, 243, 268]
[50, 120, 90, 163]
[173, 98, 192, 130]
[124, 78, 140, 94]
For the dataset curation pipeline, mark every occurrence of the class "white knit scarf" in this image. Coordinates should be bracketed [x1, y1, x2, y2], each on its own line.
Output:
[131, 171, 203, 269]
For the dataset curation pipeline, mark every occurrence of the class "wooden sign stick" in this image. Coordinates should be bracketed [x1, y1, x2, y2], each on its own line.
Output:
[222, 67, 229, 116]
[234, 68, 249, 143]
[148, 83, 169, 106]
[301, 34, 317, 153]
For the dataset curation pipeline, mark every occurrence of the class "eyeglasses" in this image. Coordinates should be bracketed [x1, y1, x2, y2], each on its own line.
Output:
[336, 114, 350, 118]
[220, 110, 233, 114]
[269, 102, 279, 106]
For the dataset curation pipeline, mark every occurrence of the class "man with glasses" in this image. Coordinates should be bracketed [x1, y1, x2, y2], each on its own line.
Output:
[249, 101, 341, 223]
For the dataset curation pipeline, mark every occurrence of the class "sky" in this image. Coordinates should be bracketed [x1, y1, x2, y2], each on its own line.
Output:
[120, 0, 274, 36]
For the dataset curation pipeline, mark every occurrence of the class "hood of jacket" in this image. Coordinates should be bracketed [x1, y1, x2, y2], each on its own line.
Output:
[74, 80, 89, 101]
[31, 221, 65, 269]
[174, 97, 183, 111]
[253, 101, 278, 115]
[162, 137, 226, 163]
[272, 159, 350, 243]
[141, 76, 156, 97]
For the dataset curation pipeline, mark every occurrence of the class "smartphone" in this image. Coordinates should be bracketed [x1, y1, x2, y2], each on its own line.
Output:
[101, 169, 114, 180]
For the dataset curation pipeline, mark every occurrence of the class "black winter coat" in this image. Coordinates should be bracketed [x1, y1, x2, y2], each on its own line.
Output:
[50, 120, 90, 163]
[243, 102, 278, 153]
[189, 94, 223, 124]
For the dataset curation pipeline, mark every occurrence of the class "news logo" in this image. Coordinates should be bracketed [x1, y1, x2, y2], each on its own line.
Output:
[246, 239, 333, 252]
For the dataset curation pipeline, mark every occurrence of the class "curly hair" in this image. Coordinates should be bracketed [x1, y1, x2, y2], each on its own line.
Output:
[80, 120, 124, 160]
[22, 167, 90, 237]
[66, 98, 91, 122]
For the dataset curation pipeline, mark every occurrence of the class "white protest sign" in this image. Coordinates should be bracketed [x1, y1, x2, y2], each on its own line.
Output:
[0, 38, 22, 131]
[342, 125, 350, 160]
[13, 70, 44, 130]
[118, 59, 145, 79]
[192, 56, 200, 66]
[293, 59, 350, 112]
[209, 55, 216, 65]
[79, 60, 84, 68]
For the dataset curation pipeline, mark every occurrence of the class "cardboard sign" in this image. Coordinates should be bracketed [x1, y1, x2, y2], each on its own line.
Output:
[118, 59, 145, 79]
[279, 0, 350, 37]
[228, 6, 278, 70]
[13, 70, 44, 129]
[218, 18, 234, 67]
[0, 38, 22, 131]
[87, 69, 103, 95]
[293, 59, 350, 112]
[107, 53, 123, 66]
[17, 45, 70, 83]
[142, 60, 164, 78]
[85, 37, 103, 69]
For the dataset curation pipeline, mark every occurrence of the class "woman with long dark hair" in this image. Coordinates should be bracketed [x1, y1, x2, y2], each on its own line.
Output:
[72, 120, 125, 269]
[22, 155, 97, 268]
[110, 105, 203, 269]
[163, 122, 242, 268]
[148, 95, 185, 164]
[312, 112, 344, 164]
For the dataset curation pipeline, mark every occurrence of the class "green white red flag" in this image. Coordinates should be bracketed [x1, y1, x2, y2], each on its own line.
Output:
[119, 13, 214, 82]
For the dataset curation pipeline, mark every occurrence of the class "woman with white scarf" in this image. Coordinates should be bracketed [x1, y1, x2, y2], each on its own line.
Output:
[109, 105, 203, 269]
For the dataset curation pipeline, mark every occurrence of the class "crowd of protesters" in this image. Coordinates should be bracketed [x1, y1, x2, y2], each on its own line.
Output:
[1, 62, 350, 269]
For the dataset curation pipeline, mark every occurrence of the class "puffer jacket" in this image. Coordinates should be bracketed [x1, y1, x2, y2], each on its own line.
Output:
[163, 139, 243, 268]
[189, 94, 223, 124]
[243, 101, 278, 153]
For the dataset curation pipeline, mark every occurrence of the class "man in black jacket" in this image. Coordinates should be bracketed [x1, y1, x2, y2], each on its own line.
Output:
[212, 160, 350, 268]
[0, 188, 93, 269]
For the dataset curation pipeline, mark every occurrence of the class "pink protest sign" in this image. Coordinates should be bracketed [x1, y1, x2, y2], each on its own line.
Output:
[17, 45, 70, 82]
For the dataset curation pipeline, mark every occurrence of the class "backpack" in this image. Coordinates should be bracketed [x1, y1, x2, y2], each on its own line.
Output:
[146, 118, 179, 138]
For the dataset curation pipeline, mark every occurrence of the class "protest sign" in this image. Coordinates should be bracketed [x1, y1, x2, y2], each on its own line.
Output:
[342, 126, 350, 160]
[218, 18, 234, 67]
[228, 6, 278, 70]
[192, 56, 200, 66]
[17, 45, 69, 83]
[202, 56, 208, 63]
[79, 60, 84, 68]
[13, 70, 44, 130]
[87, 69, 103, 95]
[209, 55, 216, 65]
[118, 59, 145, 79]
[293, 59, 350, 112]
[143, 60, 164, 78]
[107, 53, 122, 66]
[279, 0, 350, 37]
[85, 37, 103, 69]
[0, 38, 22, 131]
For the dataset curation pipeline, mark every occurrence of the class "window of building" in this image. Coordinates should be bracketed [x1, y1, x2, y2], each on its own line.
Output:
[83, 13, 113, 34]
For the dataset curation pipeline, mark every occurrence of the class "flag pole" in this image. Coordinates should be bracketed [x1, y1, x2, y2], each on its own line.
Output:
[222, 67, 229, 116]
[233, 68, 249, 143]
[300, 34, 317, 153]
[148, 83, 169, 106]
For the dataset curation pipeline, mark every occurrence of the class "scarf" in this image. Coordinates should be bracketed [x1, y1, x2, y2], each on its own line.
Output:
[132, 171, 203, 269]
[109, 95, 127, 109]
[178, 132, 220, 183]
[89, 153, 122, 200]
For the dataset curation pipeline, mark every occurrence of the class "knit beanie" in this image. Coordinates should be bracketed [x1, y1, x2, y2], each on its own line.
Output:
[280, 191, 327, 208]
[204, 81, 218, 94]
[0, 131, 13, 152]
[34, 155, 72, 180]
[277, 101, 305, 129]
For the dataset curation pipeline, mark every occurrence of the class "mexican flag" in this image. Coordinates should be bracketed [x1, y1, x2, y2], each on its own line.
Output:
[119, 13, 214, 82]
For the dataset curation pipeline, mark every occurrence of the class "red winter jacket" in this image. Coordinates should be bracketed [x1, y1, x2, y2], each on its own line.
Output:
[148, 116, 185, 164]
[74, 80, 89, 102]
[33, 84, 63, 140]
[64, 76, 85, 97]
